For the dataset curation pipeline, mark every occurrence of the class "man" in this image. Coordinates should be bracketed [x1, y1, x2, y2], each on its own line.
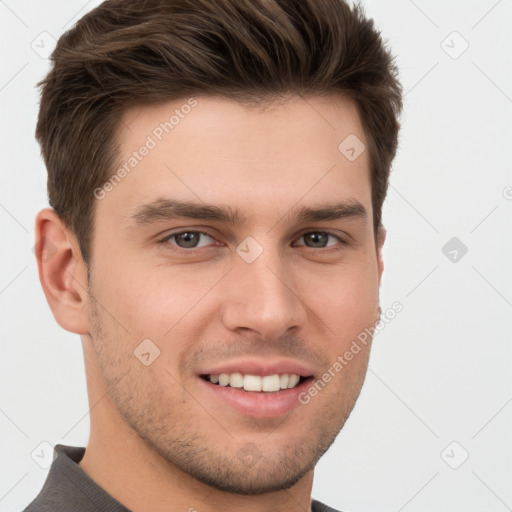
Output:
[28, 0, 402, 510]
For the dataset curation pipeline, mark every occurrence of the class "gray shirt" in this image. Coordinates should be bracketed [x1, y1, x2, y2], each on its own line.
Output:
[23, 444, 342, 512]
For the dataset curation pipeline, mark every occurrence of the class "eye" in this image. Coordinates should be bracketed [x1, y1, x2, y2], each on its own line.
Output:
[294, 231, 345, 249]
[157, 229, 347, 253]
[160, 230, 216, 249]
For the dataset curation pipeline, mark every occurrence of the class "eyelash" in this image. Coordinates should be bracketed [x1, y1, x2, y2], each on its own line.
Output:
[157, 230, 348, 254]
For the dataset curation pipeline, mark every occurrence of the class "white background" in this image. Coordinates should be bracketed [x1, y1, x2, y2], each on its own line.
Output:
[0, 1, 511, 511]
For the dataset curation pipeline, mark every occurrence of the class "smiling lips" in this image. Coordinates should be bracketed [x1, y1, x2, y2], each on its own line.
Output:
[203, 373, 303, 392]
[198, 361, 316, 417]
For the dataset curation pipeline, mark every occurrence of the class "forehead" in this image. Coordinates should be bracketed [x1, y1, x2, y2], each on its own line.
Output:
[99, 93, 371, 228]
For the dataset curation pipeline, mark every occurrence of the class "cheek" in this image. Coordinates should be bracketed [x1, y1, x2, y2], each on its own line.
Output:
[90, 248, 162, 338]
[97, 257, 223, 342]
[298, 260, 380, 341]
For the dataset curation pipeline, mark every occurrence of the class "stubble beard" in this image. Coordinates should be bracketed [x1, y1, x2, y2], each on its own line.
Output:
[86, 286, 365, 495]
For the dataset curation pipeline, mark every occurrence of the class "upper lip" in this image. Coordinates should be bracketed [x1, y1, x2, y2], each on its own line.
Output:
[197, 358, 315, 378]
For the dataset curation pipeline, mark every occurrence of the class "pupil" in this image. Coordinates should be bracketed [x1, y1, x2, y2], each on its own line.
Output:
[305, 232, 328, 248]
[176, 232, 199, 248]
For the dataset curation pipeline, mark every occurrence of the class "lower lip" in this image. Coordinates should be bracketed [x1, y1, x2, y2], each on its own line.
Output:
[197, 376, 314, 418]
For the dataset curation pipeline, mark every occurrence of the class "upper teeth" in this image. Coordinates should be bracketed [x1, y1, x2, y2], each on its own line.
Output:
[208, 373, 301, 392]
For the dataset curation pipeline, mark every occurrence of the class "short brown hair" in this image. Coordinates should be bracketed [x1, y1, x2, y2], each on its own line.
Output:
[36, 0, 402, 264]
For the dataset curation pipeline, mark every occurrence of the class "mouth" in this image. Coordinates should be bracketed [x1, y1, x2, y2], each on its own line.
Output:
[197, 371, 315, 418]
[195, 359, 317, 417]
[199, 372, 309, 392]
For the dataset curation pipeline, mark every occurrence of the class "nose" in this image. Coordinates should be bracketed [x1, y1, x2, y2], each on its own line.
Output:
[221, 249, 307, 340]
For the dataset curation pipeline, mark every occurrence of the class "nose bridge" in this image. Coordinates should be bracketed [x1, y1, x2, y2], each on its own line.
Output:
[221, 240, 305, 338]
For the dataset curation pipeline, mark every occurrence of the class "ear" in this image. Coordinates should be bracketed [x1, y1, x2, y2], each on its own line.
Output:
[34, 208, 90, 335]
[376, 225, 386, 285]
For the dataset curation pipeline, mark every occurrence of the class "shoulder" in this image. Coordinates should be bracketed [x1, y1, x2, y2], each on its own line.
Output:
[21, 444, 129, 512]
[311, 497, 346, 512]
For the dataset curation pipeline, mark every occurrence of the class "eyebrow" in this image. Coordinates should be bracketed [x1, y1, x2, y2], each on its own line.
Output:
[128, 197, 367, 227]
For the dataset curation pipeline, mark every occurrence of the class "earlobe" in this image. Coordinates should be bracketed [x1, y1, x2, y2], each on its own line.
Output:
[34, 208, 90, 335]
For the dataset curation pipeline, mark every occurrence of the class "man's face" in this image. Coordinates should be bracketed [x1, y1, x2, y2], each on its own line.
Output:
[86, 94, 383, 494]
